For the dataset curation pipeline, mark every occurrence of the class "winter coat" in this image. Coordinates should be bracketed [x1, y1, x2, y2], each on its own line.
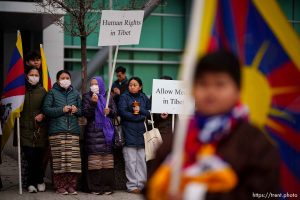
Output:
[112, 78, 128, 94]
[118, 91, 151, 148]
[144, 121, 280, 200]
[42, 83, 82, 135]
[20, 83, 48, 148]
[153, 114, 173, 137]
[82, 92, 117, 154]
[112, 78, 128, 107]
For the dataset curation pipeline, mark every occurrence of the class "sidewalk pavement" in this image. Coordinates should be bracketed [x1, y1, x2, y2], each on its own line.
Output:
[0, 154, 143, 200]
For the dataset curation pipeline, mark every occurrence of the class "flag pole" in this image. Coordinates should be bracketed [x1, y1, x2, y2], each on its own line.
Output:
[17, 117, 22, 194]
[169, 0, 206, 195]
[105, 45, 119, 109]
[172, 114, 175, 133]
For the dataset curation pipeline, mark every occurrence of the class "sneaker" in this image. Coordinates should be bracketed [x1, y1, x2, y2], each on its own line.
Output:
[56, 188, 68, 195]
[104, 191, 113, 195]
[28, 185, 37, 193]
[91, 191, 100, 195]
[67, 187, 78, 195]
[37, 183, 46, 192]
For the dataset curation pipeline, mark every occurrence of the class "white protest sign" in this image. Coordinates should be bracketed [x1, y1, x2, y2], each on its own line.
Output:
[98, 10, 144, 46]
[151, 79, 194, 115]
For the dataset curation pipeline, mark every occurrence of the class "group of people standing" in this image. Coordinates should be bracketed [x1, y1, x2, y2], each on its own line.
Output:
[13, 52, 170, 195]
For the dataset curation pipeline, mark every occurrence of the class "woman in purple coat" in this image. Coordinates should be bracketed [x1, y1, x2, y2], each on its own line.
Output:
[82, 77, 117, 195]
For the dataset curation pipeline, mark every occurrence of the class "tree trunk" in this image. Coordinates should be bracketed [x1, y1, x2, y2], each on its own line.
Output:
[80, 35, 88, 94]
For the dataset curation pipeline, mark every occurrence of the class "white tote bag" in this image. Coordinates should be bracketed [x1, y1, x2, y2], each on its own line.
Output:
[144, 113, 163, 161]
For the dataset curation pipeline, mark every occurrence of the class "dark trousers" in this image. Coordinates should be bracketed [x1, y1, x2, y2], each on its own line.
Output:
[22, 146, 46, 187]
[87, 169, 114, 193]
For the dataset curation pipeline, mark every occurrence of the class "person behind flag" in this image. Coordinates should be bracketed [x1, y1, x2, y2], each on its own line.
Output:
[43, 69, 82, 195]
[146, 51, 280, 200]
[148, 75, 176, 178]
[20, 66, 48, 193]
[82, 76, 117, 195]
[24, 51, 42, 72]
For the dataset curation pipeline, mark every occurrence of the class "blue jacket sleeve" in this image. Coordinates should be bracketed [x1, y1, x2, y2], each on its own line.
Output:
[118, 95, 145, 122]
[139, 94, 151, 117]
[42, 91, 65, 118]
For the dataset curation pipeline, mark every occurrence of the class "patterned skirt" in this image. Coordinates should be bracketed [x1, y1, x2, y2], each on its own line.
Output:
[88, 154, 114, 170]
[49, 133, 81, 174]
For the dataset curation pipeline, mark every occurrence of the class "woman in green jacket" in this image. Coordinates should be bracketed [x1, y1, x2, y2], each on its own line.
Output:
[20, 66, 48, 193]
[43, 70, 82, 195]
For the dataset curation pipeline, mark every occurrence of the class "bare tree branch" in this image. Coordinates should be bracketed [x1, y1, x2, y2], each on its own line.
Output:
[37, 0, 164, 93]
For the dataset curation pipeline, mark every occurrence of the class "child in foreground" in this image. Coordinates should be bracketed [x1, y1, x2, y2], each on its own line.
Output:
[146, 50, 280, 200]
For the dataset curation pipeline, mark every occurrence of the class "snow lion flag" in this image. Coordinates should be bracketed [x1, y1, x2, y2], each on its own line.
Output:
[1, 31, 25, 149]
[189, 0, 300, 195]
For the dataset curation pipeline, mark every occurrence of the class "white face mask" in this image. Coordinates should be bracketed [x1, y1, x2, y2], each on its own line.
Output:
[59, 79, 71, 89]
[90, 85, 99, 94]
[28, 75, 39, 85]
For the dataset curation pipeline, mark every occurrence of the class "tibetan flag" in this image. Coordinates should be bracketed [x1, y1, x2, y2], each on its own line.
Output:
[181, 0, 300, 195]
[1, 31, 25, 149]
[40, 44, 52, 92]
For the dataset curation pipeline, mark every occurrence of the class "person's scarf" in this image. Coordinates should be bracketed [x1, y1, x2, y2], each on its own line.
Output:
[93, 76, 114, 144]
[184, 103, 249, 168]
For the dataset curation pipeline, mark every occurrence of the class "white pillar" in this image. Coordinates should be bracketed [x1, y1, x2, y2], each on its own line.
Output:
[43, 19, 64, 82]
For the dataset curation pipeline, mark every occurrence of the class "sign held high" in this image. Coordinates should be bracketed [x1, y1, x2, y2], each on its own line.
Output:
[98, 10, 144, 46]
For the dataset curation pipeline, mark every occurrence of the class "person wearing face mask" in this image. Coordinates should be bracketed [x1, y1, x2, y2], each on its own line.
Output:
[43, 70, 82, 195]
[20, 66, 48, 193]
[82, 77, 117, 195]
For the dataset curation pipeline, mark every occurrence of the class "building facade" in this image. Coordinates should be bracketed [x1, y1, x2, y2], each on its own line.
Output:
[0, 0, 299, 96]
[64, 0, 300, 95]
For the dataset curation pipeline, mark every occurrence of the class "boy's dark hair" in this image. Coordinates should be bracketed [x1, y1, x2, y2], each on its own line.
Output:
[25, 66, 40, 75]
[56, 70, 71, 80]
[115, 66, 126, 73]
[194, 50, 241, 88]
[25, 50, 41, 62]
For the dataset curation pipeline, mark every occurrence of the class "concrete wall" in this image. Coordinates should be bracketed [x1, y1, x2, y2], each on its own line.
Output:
[43, 19, 64, 83]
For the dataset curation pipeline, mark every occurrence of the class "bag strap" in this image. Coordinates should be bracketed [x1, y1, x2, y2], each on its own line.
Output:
[144, 120, 148, 132]
[144, 111, 155, 132]
[149, 112, 154, 129]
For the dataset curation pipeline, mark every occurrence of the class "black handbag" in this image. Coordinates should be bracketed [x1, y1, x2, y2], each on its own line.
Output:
[113, 117, 125, 148]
